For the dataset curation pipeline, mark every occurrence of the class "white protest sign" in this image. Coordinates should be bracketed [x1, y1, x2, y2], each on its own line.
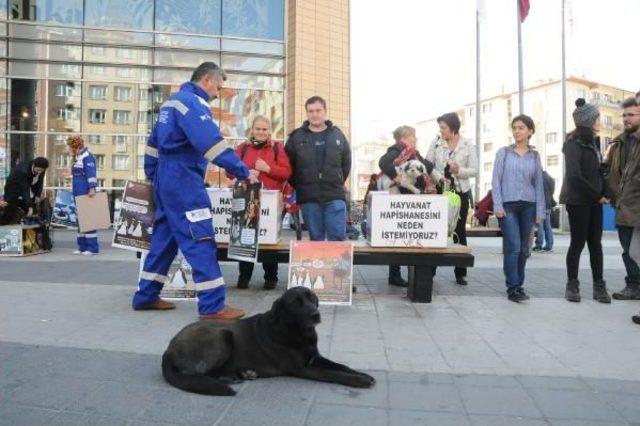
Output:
[207, 188, 282, 244]
[367, 192, 448, 248]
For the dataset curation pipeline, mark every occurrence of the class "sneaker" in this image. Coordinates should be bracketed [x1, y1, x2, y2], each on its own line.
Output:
[133, 298, 176, 311]
[73, 250, 83, 254]
[543, 248, 553, 253]
[82, 251, 97, 256]
[263, 279, 278, 290]
[531, 247, 543, 253]
[200, 306, 245, 321]
[517, 288, 530, 301]
[508, 289, 530, 303]
[612, 285, 640, 300]
[455, 277, 468, 286]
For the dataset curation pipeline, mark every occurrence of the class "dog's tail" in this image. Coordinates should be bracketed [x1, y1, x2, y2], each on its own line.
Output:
[161, 352, 236, 396]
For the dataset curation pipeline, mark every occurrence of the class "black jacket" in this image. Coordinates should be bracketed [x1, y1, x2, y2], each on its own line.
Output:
[559, 127, 610, 206]
[4, 160, 44, 210]
[542, 171, 556, 210]
[285, 120, 351, 204]
[378, 142, 434, 180]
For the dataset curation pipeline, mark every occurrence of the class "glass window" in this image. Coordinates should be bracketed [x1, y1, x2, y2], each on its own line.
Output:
[113, 135, 128, 152]
[112, 154, 130, 170]
[137, 154, 144, 169]
[155, 0, 221, 35]
[116, 68, 132, 78]
[85, 0, 153, 30]
[54, 134, 67, 145]
[89, 135, 103, 144]
[48, 80, 81, 132]
[219, 88, 284, 139]
[222, 0, 284, 40]
[90, 65, 106, 75]
[221, 39, 284, 56]
[89, 109, 106, 124]
[113, 110, 131, 125]
[116, 48, 132, 59]
[155, 34, 221, 51]
[84, 28, 153, 46]
[483, 143, 493, 152]
[137, 110, 150, 124]
[546, 155, 559, 167]
[114, 86, 132, 102]
[9, 23, 81, 42]
[10, 0, 83, 25]
[95, 154, 105, 170]
[222, 55, 284, 74]
[89, 85, 107, 100]
[545, 132, 558, 144]
[9, 41, 82, 62]
[91, 46, 106, 55]
[483, 162, 493, 172]
[154, 49, 221, 69]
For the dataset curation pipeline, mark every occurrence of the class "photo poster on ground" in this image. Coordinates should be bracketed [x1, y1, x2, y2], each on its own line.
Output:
[76, 191, 111, 233]
[0, 225, 23, 255]
[288, 241, 353, 306]
[112, 181, 155, 252]
[227, 181, 262, 263]
[51, 189, 77, 228]
[137, 251, 197, 300]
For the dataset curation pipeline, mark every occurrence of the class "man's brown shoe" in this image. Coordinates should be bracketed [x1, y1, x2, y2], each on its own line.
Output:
[200, 306, 246, 321]
[133, 298, 176, 311]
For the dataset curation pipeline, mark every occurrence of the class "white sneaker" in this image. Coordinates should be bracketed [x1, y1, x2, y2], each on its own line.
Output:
[73, 250, 83, 254]
[82, 251, 97, 256]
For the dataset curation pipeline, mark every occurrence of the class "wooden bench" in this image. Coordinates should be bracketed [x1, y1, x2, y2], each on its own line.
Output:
[216, 238, 474, 303]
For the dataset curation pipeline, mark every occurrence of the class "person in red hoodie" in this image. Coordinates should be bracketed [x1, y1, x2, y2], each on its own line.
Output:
[233, 115, 292, 289]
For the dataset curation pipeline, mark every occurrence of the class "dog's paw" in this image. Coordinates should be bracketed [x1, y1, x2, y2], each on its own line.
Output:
[350, 372, 376, 388]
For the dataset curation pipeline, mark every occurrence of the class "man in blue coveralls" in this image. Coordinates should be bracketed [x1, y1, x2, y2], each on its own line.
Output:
[132, 62, 255, 320]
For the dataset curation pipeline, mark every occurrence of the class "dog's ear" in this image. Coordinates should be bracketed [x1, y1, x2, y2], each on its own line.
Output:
[417, 164, 425, 174]
[270, 297, 285, 321]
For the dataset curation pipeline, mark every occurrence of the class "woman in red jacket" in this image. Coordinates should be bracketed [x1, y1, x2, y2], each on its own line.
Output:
[234, 116, 292, 289]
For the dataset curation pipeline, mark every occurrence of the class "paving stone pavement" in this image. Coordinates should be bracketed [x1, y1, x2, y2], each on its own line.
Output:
[1, 230, 639, 425]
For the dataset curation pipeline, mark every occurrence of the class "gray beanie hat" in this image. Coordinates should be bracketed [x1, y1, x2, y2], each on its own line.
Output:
[572, 98, 600, 128]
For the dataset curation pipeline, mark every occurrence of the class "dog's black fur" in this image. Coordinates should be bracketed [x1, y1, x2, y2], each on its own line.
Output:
[162, 287, 376, 396]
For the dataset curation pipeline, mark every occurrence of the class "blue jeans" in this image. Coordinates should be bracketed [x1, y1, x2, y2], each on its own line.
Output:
[499, 201, 537, 295]
[534, 210, 553, 250]
[618, 225, 640, 285]
[300, 200, 346, 241]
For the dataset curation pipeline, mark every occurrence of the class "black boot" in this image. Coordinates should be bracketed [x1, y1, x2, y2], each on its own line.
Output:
[565, 279, 581, 303]
[612, 281, 640, 300]
[388, 265, 407, 287]
[237, 277, 250, 289]
[632, 314, 640, 325]
[593, 280, 611, 304]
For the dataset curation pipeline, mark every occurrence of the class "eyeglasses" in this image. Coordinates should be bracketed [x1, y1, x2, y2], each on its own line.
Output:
[622, 113, 640, 118]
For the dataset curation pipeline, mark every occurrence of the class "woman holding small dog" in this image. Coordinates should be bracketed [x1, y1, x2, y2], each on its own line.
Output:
[378, 125, 435, 287]
[492, 114, 545, 303]
[426, 112, 478, 285]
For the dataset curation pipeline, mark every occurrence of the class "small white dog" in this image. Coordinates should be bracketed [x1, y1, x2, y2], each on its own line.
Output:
[378, 160, 427, 194]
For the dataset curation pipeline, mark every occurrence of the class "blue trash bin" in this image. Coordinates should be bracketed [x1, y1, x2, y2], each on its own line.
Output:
[602, 204, 617, 231]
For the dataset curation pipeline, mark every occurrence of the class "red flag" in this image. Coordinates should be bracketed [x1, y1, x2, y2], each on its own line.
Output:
[519, 0, 530, 22]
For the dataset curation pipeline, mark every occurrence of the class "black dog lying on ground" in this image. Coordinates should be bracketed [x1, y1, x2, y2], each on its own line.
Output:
[162, 287, 375, 396]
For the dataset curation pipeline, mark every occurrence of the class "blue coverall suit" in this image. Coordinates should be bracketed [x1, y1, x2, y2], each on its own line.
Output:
[72, 147, 99, 253]
[132, 81, 249, 315]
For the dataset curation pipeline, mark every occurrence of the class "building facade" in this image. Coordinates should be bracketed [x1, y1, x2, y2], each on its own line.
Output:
[416, 77, 635, 201]
[0, 0, 351, 195]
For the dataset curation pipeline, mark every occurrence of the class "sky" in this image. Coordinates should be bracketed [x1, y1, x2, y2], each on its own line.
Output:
[350, 0, 640, 144]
